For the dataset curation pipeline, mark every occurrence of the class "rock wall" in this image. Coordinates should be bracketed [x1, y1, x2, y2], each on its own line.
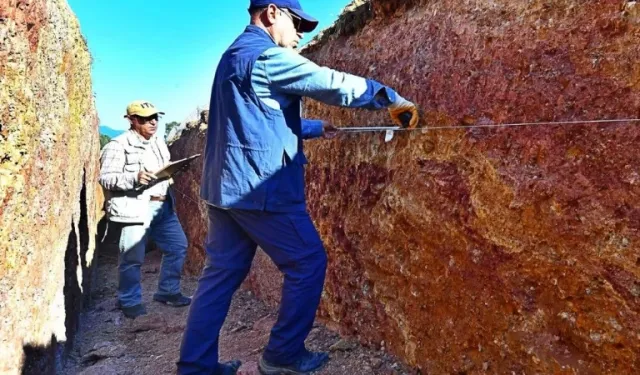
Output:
[172, 0, 640, 373]
[168, 115, 210, 275]
[303, 0, 640, 373]
[0, 0, 100, 373]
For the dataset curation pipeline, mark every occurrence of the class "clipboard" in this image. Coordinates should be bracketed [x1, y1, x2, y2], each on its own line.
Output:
[154, 154, 201, 179]
[135, 154, 201, 191]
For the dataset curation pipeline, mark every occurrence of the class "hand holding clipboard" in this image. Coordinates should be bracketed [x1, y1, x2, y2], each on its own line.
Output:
[135, 154, 201, 191]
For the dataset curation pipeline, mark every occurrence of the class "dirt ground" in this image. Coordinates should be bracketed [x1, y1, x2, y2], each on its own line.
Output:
[62, 241, 418, 375]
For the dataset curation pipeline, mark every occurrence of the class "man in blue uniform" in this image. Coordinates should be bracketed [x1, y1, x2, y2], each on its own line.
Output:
[178, 1, 419, 374]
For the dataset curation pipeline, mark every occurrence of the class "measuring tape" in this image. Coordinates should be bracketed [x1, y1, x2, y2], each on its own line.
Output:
[338, 118, 640, 142]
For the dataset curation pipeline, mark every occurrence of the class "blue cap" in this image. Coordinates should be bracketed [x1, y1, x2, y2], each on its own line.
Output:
[249, 0, 319, 33]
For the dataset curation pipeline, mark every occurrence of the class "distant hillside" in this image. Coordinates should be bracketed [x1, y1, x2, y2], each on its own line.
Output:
[99, 125, 124, 138]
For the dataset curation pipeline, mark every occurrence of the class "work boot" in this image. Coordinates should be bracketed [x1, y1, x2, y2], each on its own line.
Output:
[258, 351, 329, 374]
[153, 292, 192, 307]
[214, 360, 242, 375]
[120, 303, 147, 319]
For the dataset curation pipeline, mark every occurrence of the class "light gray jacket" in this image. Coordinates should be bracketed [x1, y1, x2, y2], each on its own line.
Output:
[99, 130, 175, 224]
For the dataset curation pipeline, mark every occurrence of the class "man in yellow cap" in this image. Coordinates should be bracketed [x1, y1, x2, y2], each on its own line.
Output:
[99, 100, 191, 319]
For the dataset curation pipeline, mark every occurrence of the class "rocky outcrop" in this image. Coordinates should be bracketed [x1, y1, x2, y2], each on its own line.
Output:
[171, 0, 640, 373]
[0, 1, 100, 373]
[167, 116, 209, 275]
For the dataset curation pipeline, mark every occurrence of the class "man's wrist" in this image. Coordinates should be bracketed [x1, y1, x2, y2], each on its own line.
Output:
[307, 119, 325, 138]
[389, 93, 410, 109]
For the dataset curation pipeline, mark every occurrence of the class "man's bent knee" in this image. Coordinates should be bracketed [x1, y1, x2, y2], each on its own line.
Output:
[290, 245, 327, 280]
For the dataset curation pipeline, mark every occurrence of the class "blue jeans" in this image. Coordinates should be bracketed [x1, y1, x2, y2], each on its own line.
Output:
[177, 206, 327, 374]
[116, 200, 187, 307]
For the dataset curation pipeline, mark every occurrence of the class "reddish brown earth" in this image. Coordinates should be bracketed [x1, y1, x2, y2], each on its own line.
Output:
[62, 241, 416, 375]
[170, 0, 640, 374]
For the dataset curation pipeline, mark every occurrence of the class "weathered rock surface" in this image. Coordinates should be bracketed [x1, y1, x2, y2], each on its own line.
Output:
[0, 0, 100, 373]
[171, 0, 640, 373]
[167, 120, 209, 275]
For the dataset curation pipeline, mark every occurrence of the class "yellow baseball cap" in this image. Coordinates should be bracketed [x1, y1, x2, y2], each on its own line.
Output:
[124, 100, 165, 118]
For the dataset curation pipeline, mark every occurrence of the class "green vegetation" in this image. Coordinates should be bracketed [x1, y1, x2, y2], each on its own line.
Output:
[165, 121, 180, 140]
[99, 134, 111, 149]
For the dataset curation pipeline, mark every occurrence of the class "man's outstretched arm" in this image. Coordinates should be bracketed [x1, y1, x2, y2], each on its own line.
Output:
[254, 47, 420, 128]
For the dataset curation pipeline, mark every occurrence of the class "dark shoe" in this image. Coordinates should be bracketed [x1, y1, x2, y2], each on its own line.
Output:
[215, 360, 242, 375]
[258, 351, 329, 374]
[120, 303, 147, 319]
[153, 292, 192, 307]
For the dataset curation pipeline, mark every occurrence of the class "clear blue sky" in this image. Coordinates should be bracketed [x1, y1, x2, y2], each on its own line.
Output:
[68, 0, 351, 134]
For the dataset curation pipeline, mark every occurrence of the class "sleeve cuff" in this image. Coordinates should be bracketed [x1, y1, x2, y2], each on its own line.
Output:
[378, 86, 397, 105]
[302, 119, 325, 139]
[353, 80, 398, 110]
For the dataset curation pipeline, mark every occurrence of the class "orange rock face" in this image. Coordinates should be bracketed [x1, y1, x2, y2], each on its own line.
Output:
[168, 124, 209, 275]
[303, 1, 640, 373]
[172, 0, 640, 373]
[0, 0, 100, 372]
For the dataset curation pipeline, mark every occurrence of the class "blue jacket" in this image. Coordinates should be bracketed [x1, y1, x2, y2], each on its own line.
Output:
[201, 25, 399, 212]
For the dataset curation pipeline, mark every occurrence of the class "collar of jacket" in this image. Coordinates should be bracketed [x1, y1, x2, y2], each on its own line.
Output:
[126, 129, 157, 149]
[245, 24, 277, 45]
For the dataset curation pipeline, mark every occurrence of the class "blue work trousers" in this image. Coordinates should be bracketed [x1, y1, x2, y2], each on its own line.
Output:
[177, 206, 327, 374]
[116, 200, 188, 307]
